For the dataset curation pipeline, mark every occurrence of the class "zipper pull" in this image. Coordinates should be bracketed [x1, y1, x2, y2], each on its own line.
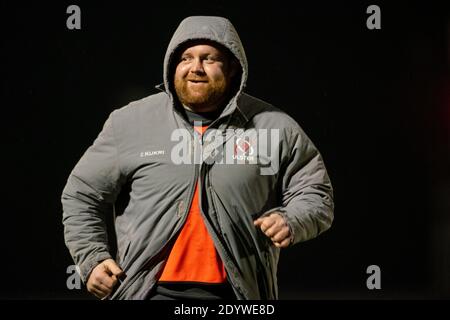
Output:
[177, 200, 185, 218]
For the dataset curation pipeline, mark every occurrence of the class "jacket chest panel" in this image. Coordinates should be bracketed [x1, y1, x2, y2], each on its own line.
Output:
[208, 163, 278, 215]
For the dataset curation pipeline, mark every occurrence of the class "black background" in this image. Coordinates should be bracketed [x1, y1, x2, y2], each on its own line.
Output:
[1, 1, 449, 299]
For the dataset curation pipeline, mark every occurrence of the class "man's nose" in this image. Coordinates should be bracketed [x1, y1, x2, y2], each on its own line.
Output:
[190, 58, 205, 74]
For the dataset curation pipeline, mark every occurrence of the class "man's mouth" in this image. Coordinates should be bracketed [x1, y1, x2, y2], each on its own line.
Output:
[187, 79, 208, 83]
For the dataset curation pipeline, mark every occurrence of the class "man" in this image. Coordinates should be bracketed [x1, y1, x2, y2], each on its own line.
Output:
[62, 16, 334, 300]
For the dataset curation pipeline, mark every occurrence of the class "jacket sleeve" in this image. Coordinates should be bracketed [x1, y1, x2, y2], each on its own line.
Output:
[61, 111, 125, 282]
[278, 126, 334, 245]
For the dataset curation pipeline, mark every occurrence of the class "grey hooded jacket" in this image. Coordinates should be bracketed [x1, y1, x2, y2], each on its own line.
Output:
[62, 16, 334, 300]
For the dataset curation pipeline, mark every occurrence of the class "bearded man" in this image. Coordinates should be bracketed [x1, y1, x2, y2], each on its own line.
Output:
[62, 16, 334, 300]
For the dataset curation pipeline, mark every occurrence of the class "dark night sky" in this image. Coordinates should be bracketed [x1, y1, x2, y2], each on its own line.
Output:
[1, 1, 449, 299]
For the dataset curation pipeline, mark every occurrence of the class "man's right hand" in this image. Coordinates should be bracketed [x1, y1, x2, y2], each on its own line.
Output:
[86, 258, 124, 299]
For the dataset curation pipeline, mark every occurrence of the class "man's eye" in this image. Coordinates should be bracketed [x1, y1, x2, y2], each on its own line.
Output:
[205, 56, 218, 63]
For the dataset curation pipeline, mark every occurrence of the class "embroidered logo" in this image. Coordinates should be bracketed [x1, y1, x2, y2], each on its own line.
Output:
[140, 150, 165, 157]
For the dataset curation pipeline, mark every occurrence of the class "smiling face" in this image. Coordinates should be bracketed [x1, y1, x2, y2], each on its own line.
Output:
[174, 43, 237, 113]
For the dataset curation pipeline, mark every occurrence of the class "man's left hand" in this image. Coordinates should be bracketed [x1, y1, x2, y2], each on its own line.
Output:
[254, 213, 292, 248]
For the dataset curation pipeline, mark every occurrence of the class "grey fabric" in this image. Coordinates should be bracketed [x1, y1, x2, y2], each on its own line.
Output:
[62, 16, 334, 300]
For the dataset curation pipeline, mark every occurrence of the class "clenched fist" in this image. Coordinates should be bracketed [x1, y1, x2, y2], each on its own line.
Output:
[86, 258, 124, 299]
[254, 212, 292, 248]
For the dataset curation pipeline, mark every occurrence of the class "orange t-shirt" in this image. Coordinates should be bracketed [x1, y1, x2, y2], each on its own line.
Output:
[159, 126, 227, 283]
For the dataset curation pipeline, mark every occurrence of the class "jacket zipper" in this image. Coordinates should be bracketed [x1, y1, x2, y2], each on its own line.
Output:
[199, 168, 248, 299]
[114, 134, 200, 299]
[140, 134, 200, 299]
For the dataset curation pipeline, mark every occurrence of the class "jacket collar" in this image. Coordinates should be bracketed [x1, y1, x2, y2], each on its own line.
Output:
[156, 83, 255, 128]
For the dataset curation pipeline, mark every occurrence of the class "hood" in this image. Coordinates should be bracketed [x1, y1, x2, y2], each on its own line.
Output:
[162, 16, 248, 113]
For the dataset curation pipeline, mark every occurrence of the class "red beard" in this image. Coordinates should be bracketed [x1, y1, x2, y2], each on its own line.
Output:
[174, 75, 230, 112]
